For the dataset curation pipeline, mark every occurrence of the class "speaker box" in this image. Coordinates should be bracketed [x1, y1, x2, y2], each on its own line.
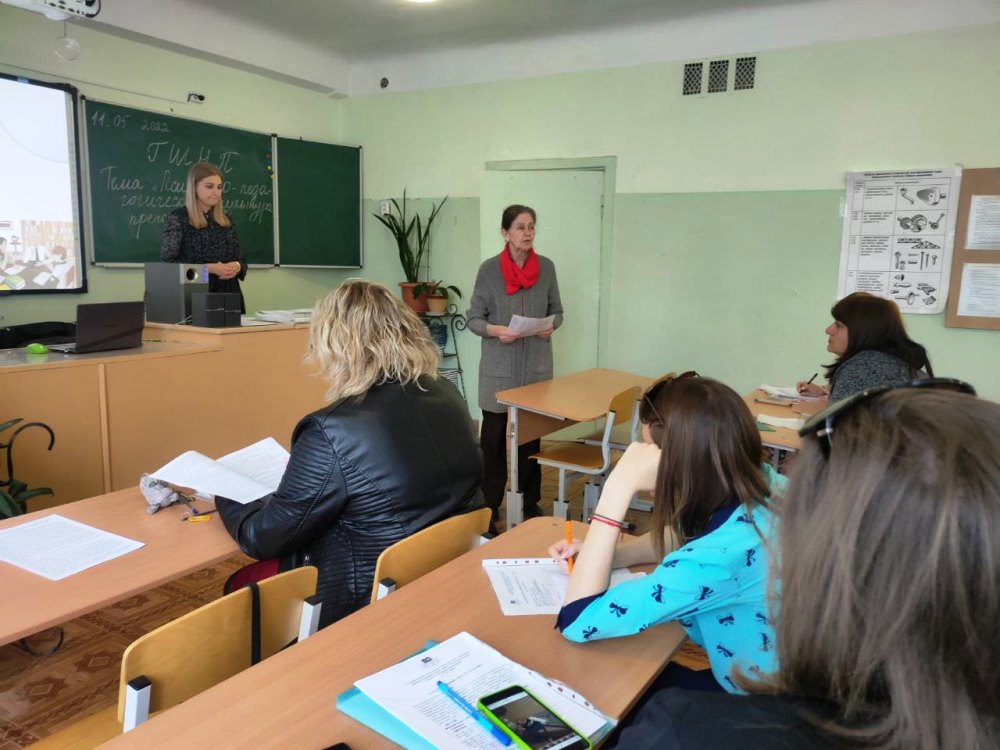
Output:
[192, 293, 242, 328]
[144, 263, 208, 324]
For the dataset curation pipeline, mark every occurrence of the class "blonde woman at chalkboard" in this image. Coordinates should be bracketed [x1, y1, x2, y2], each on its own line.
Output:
[160, 161, 247, 314]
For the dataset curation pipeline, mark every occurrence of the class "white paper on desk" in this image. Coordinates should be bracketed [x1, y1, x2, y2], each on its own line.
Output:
[756, 414, 806, 431]
[0, 515, 143, 581]
[482, 558, 645, 616]
[355, 631, 609, 749]
[507, 314, 555, 337]
[150, 437, 289, 503]
[759, 384, 821, 401]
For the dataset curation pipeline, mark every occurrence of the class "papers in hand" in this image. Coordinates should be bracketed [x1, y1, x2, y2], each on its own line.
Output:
[482, 558, 645, 616]
[0, 515, 143, 580]
[353, 631, 610, 749]
[507, 314, 555, 337]
[149, 437, 290, 504]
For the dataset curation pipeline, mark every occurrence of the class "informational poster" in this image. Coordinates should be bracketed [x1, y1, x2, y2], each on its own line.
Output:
[966, 196, 1000, 250]
[839, 169, 962, 314]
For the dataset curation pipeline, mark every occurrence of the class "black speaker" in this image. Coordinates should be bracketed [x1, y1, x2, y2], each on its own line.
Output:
[192, 293, 242, 328]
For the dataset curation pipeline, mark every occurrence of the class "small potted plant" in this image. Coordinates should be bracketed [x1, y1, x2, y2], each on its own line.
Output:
[415, 281, 462, 316]
[372, 190, 448, 313]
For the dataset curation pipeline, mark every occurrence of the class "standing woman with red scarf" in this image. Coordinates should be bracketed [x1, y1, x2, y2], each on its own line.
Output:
[467, 204, 564, 529]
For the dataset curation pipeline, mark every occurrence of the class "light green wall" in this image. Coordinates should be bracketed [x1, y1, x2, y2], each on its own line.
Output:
[2, 11, 998, 404]
[345, 24, 1000, 404]
[0, 6, 347, 326]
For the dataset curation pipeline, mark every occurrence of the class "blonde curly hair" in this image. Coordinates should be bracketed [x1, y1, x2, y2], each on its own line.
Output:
[308, 279, 440, 401]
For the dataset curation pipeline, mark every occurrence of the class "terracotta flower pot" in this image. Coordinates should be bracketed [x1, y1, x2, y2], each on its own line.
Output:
[426, 295, 448, 315]
[399, 282, 429, 313]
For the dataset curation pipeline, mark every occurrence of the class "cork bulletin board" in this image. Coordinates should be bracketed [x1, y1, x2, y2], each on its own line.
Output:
[946, 166, 1000, 330]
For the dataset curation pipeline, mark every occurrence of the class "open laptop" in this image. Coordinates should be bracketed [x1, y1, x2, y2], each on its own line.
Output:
[49, 302, 145, 354]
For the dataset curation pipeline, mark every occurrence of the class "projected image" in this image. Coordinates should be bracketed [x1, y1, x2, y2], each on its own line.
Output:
[0, 75, 84, 293]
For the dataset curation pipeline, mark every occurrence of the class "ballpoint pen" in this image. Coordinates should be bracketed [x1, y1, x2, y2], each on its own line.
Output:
[806, 372, 818, 385]
[436, 681, 512, 746]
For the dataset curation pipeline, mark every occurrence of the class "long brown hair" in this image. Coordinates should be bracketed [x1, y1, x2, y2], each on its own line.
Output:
[824, 292, 931, 382]
[184, 162, 231, 229]
[647, 377, 770, 557]
[759, 389, 1000, 748]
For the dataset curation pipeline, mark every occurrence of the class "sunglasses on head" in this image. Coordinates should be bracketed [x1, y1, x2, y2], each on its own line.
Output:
[643, 371, 699, 428]
[798, 377, 976, 458]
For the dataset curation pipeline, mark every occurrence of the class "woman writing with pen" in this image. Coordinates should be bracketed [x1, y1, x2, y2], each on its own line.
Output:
[549, 374, 786, 720]
[797, 292, 932, 401]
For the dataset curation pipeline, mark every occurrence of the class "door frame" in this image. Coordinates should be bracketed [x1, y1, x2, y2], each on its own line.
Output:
[484, 156, 617, 366]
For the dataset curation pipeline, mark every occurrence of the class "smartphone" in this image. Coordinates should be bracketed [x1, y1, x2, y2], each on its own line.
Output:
[477, 685, 592, 750]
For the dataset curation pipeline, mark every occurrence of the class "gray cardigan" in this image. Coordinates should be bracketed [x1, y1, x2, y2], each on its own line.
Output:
[466, 254, 564, 412]
[828, 349, 924, 402]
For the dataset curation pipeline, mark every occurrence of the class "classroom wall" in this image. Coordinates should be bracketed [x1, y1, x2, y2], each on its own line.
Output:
[0, 6, 353, 327]
[346, 23, 1000, 405]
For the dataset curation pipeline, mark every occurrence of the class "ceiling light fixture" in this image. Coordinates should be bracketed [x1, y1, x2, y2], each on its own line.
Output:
[54, 22, 80, 61]
[405, 0, 438, 4]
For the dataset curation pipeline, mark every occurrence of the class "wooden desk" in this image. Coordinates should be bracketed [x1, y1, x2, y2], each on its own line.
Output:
[0, 323, 328, 510]
[496, 368, 652, 527]
[100, 517, 684, 750]
[743, 388, 826, 454]
[0, 487, 237, 646]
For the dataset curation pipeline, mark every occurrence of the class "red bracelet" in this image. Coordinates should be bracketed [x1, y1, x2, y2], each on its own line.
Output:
[589, 514, 626, 538]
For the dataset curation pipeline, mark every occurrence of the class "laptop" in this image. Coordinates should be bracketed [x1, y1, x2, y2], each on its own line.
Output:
[49, 302, 145, 354]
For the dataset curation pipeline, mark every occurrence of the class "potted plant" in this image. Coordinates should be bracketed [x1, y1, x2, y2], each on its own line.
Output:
[414, 281, 463, 315]
[0, 417, 55, 518]
[372, 190, 448, 313]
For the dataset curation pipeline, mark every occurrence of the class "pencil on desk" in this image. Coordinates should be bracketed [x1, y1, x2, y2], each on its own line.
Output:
[565, 518, 574, 574]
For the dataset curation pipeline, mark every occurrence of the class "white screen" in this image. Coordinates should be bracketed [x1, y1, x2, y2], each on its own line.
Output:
[0, 75, 84, 293]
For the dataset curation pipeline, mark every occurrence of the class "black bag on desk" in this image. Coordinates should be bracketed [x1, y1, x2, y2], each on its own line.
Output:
[0, 321, 76, 349]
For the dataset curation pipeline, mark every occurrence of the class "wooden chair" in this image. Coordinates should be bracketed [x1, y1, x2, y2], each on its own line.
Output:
[371, 507, 492, 602]
[31, 566, 321, 750]
[531, 385, 643, 520]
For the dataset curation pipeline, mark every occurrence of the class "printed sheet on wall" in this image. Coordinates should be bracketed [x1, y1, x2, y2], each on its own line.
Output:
[838, 169, 962, 314]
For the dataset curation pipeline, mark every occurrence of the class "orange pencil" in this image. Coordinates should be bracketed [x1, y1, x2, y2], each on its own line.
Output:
[565, 519, 574, 574]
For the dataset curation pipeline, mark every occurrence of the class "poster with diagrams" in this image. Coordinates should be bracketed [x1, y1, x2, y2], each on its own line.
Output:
[838, 169, 962, 314]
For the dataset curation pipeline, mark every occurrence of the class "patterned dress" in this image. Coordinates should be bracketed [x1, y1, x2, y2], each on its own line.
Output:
[160, 207, 247, 312]
[559, 465, 787, 694]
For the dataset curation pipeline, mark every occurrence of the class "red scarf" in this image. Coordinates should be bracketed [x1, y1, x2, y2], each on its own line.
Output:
[499, 244, 540, 295]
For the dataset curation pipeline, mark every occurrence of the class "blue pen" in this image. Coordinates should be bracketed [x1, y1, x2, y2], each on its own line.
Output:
[436, 681, 512, 746]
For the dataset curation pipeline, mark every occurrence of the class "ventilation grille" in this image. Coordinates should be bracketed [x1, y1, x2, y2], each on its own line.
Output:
[734, 56, 757, 90]
[682, 63, 703, 96]
[681, 55, 757, 96]
[707, 60, 729, 93]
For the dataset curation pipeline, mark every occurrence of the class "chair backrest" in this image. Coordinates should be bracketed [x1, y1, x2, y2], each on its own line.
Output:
[630, 371, 677, 440]
[371, 507, 492, 603]
[117, 566, 319, 726]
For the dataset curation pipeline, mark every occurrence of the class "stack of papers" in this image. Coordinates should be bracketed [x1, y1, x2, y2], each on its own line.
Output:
[340, 631, 611, 749]
[149, 437, 290, 504]
[254, 309, 313, 324]
[482, 558, 644, 616]
[0, 515, 143, 580]
[756, 414, 806, 431]
[760, 384, 822, 401]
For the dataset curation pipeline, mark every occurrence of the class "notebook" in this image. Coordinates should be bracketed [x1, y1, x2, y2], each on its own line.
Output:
[49, 302, 145, 354]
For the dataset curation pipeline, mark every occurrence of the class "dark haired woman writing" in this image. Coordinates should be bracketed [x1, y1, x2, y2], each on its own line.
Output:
[160, 161, 247, 313]
[797, 291, 931, 401]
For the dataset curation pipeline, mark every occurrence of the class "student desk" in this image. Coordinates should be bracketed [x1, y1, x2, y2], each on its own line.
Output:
[496, 368, 652, 527]
[743, 388, 826, 455]
[100, 517, 684, 750]
[0, 487, 237, 646]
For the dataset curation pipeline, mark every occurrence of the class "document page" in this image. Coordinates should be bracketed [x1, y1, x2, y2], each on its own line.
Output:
[760, 384, 821, 401]
[151, 437, 289, 503]
[506, 314, 555, 337]
[756, 414, 805, 431]
[355, 631, 608, 749]
[482, 558, 645, 616]
[0, 515, 143, 581]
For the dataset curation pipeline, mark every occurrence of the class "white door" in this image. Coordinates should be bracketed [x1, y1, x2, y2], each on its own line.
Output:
[479, 169, 604, 380]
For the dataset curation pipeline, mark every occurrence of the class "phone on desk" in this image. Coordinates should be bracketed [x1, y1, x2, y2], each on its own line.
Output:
[478, 685, 592, 750]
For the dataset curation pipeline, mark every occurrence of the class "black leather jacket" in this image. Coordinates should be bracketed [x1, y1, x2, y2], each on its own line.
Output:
[217, 377, 484, 627]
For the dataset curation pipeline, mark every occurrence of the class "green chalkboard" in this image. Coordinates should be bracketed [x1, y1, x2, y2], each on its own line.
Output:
[276, 138, 361, 267]
[84, 100, 275, 265]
